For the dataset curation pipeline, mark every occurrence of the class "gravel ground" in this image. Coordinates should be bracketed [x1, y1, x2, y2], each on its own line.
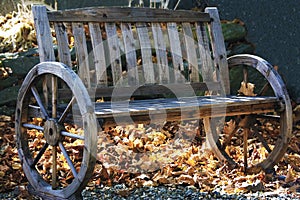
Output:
[0, 184, 300, 200]
[81, 184, 300, 200]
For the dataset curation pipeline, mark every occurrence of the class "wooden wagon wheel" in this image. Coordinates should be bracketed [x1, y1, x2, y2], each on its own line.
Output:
[205, 54, 292, 174]
[15, 62, 97, 198]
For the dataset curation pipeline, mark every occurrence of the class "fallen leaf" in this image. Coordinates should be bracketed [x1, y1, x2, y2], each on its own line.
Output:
[285, 165, 295, 183]
[238, 81, 256, 96]
[177, 174, 195, 185]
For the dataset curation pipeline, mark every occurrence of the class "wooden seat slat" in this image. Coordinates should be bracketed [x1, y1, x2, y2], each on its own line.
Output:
[94, 96, 279, 125]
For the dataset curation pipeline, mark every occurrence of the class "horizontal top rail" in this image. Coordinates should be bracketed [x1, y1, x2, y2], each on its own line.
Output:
[47, 7, 211, 23]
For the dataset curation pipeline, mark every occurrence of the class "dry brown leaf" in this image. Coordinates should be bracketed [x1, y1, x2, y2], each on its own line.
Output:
[133, 138, 144, 150]
[223, 119, 236, 135]
[153, 173, 169, 184]
[176, 174, 195, 185]
[238, 81, 257, 96]
[285, 165, 296, 183]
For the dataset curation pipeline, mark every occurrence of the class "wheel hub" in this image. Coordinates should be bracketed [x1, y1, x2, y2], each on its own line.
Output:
[44, 118, 62, 146]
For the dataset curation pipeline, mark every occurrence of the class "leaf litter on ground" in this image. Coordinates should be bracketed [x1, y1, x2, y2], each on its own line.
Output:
[1, 112, 300, 199]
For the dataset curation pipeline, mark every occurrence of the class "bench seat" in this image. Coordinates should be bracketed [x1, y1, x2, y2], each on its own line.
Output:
[96, 96, 279, 126]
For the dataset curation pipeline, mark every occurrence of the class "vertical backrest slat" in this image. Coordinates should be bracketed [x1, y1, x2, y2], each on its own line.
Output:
[105, 23, 122, 86]
[89, 22, 108, 87]
[72, 23, 91, 88]
[182, 23, 199, 82]
[121, 23, 139, 86]
[195, 22, 214, 82]
[32, 6, 55, 62]
[54, 22, 72, 67]
[151, 23, 169, 84]
[205, 7, 230, 94]
[136, 23, 155, 84]
[167, 22, 185, 83]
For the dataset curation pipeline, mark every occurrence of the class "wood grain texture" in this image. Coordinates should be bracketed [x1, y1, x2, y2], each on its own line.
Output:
[167, 22, 185, 83]
[47, 7, 211, 23]
[32, 6, 55, 62]
[89, 22, 108, 87]
[152, 23, 169, 84]
[56, 82, 222, 99]
[95, 96, 279, 126]
[195, 22, 214, 82]
[182, 23, 199, 82]
[72, 23, 91, 88]
[105, 23, 123, 86]
[136, 23, 155, 84]
[205, 8, 230, 94]
[121, 23, 139, 86]
[54, 22, 72, 67]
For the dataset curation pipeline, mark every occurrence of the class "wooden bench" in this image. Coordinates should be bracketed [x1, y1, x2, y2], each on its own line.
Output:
[15, 5, 292, 199]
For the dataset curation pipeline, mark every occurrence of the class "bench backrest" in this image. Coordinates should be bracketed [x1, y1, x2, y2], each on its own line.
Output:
[32, 6, 230, 98]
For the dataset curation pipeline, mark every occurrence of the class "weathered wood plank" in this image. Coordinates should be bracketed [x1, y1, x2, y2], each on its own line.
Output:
[206, 8, 230, 94]
[151, 23, 169, 84]
[72, 22, 91, 88]
[136, 23, 155, 84]
[105, 23, 123, 86]
[182, 23, 199, 82]
[54, 22, 72, 67]
[58, 82, 221, 99]
[94, 96, 279, 126]
[35, 96, 277, 127]
[32, 6, 55, 62]
[120, 23, 139, 86]
[88, 22, 108, 87]
[195, 22, 214, 82]
[32, 6, 55, 109]
[167, 22, 185, 83]
[47, 7, 211, 23]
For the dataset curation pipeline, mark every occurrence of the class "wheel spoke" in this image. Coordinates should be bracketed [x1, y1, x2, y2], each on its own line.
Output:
[52, 76, 58, 119]
[58, 97, 75, 123]
[31, 86, 49, 119]
[243, 67, 248, 84]
[52, 147, 57, 189]
[243, 128, 249, 173]
[252, 127, 272, 153]
[42, 76, 49, 111]
[58, 142, 78, 178]
[22, 123, 44, 131]
[31, 143, 49, 167]
[222, 126, 240, 150]
[61, 131, 84, 140]
[258, 82, 270, 96]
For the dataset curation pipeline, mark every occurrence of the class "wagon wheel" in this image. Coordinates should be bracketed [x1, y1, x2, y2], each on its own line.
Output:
[15, 62, 97, 198]
[205, 54, 292, 174]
